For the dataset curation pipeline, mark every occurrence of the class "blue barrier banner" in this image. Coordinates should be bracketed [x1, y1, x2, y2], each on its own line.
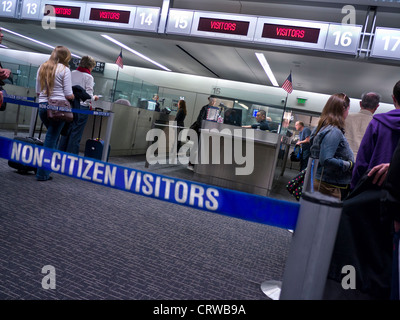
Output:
[3, 94, 35, 101]
[0, 136, 300, 230]
[3, 96, 110, 117]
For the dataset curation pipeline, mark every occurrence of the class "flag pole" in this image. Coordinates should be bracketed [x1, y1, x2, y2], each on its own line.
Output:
[112, 67, 120, 102]
[279, 70, 292, 134]
[112, 48, 122, 102]
[279, 91, 289, 134]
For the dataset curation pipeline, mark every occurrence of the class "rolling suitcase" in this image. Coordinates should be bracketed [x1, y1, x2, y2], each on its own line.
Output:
[84, 109, 110, 161]
[8, 113, 44, 174]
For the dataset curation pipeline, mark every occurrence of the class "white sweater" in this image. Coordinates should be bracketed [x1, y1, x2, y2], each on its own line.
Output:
[36, 64, 73, 102]
[71, 70, 95, 106]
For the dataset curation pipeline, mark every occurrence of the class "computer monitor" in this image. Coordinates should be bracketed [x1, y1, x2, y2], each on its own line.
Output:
[223, 108, 242, 127]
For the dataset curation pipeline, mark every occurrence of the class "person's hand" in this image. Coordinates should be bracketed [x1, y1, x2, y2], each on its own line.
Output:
[0, 68, 11, 80]
[93, 95, 99, 101]
[296, 141, 301, 145]
[368, 163, 390, 186]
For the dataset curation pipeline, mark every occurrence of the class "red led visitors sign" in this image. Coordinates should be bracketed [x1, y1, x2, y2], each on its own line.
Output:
[44, 4, 81, 19]
[262, 23, 321, 43]
[197, 17, 250, 36]
[89, 8, 131, 24]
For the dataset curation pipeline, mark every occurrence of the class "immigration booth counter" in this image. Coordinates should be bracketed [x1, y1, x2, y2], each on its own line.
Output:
[193, 120, 289, 196]
[79, 99, 176, 156]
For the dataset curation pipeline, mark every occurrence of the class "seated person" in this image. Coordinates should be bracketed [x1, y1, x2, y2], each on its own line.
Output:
[243, 110, 269, 131]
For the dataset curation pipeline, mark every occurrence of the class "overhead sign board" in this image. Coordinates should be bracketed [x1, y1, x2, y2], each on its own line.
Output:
[261, 23, 321, 43]
[254, 17, 329, 50]
[133, 6, 160, 32]
[191, 11, 257, 42]
[0, 0, 18, 18]
[165, 8, 194, 35]
[20, 0, 42, 20]
[371, 27, 400, 60]
[324, 24, 362, 54]
[84, 3, 136, 29]
[40, 0, 86, 23]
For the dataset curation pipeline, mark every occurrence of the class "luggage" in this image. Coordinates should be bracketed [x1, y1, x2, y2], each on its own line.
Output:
[84, 108, 110, 161]
[8, 113, 44, 174]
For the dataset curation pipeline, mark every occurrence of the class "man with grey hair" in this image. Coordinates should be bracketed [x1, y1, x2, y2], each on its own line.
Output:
[345, 91, 380, 161]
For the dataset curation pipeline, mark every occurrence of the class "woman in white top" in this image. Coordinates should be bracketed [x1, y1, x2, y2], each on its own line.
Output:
[58, 55, 99, 154]
[35, 45, 74, 181]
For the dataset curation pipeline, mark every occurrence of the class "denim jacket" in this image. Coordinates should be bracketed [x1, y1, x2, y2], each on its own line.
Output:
[310, 125, 354, 185]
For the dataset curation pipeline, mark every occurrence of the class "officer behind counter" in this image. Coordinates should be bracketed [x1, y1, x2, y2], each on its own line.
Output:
[243, 110, 270, 131]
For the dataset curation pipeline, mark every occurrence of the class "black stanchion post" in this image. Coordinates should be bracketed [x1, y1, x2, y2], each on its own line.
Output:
[279, 191, 343, 300]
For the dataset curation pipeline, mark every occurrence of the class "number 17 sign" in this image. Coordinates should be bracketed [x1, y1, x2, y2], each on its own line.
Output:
[371, 27, 400, 60]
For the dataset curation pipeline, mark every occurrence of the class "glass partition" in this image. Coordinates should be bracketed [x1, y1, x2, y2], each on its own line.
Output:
[212, 95, 292, 134]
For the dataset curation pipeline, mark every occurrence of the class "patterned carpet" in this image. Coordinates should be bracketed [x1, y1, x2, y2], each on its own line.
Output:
[0, 131, 295, 300]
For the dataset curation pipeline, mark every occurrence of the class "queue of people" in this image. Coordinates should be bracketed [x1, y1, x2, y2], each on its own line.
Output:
[34, 46, 100, 181]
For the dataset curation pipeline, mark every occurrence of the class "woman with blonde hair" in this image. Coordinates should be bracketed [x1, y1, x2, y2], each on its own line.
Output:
[310, 93, 354, 200]
[35, 45, 74, 181]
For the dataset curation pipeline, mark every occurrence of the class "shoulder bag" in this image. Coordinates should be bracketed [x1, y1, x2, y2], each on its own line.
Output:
[47, 98, 73, 122]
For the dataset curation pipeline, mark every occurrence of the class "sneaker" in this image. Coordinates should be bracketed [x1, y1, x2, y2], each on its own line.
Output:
[187, 164, 194, 171]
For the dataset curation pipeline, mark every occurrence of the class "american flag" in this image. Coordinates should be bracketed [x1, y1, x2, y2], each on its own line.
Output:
[282, 73, 293, 94]
[115, 49, 123, 69]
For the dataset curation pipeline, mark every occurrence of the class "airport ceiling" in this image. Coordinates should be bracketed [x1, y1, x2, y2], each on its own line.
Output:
[1, 0, 400, 104]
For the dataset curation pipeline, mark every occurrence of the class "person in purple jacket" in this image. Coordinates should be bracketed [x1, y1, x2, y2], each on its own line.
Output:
[351, 80, 400, 190]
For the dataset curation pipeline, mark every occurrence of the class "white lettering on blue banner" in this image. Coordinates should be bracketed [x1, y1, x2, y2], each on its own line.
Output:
[0, 136, 299, 229]
[9, 140, 220, 211]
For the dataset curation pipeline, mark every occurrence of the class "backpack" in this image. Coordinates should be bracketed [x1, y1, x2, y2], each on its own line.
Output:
[290, 145, 301, 162]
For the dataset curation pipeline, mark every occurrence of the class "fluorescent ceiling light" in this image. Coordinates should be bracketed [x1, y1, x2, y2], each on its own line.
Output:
[1, 27, 81, 58]
[239, 103, 248, 110]
[255, 52, 279, 87]
[101, 34, 171, 72]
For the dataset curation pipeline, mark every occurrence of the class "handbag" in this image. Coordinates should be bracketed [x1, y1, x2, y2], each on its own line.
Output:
[286, 168, 306, 201]
[47, 99, 73, 122]
[290, 145, 301, 162]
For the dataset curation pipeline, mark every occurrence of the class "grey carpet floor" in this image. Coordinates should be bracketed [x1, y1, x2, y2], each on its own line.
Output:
[0, 131, 296, 300]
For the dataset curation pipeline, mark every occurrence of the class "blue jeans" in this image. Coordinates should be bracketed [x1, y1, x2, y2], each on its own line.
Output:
[36, 108, 65, 180]
[58, 104, 89, 155]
